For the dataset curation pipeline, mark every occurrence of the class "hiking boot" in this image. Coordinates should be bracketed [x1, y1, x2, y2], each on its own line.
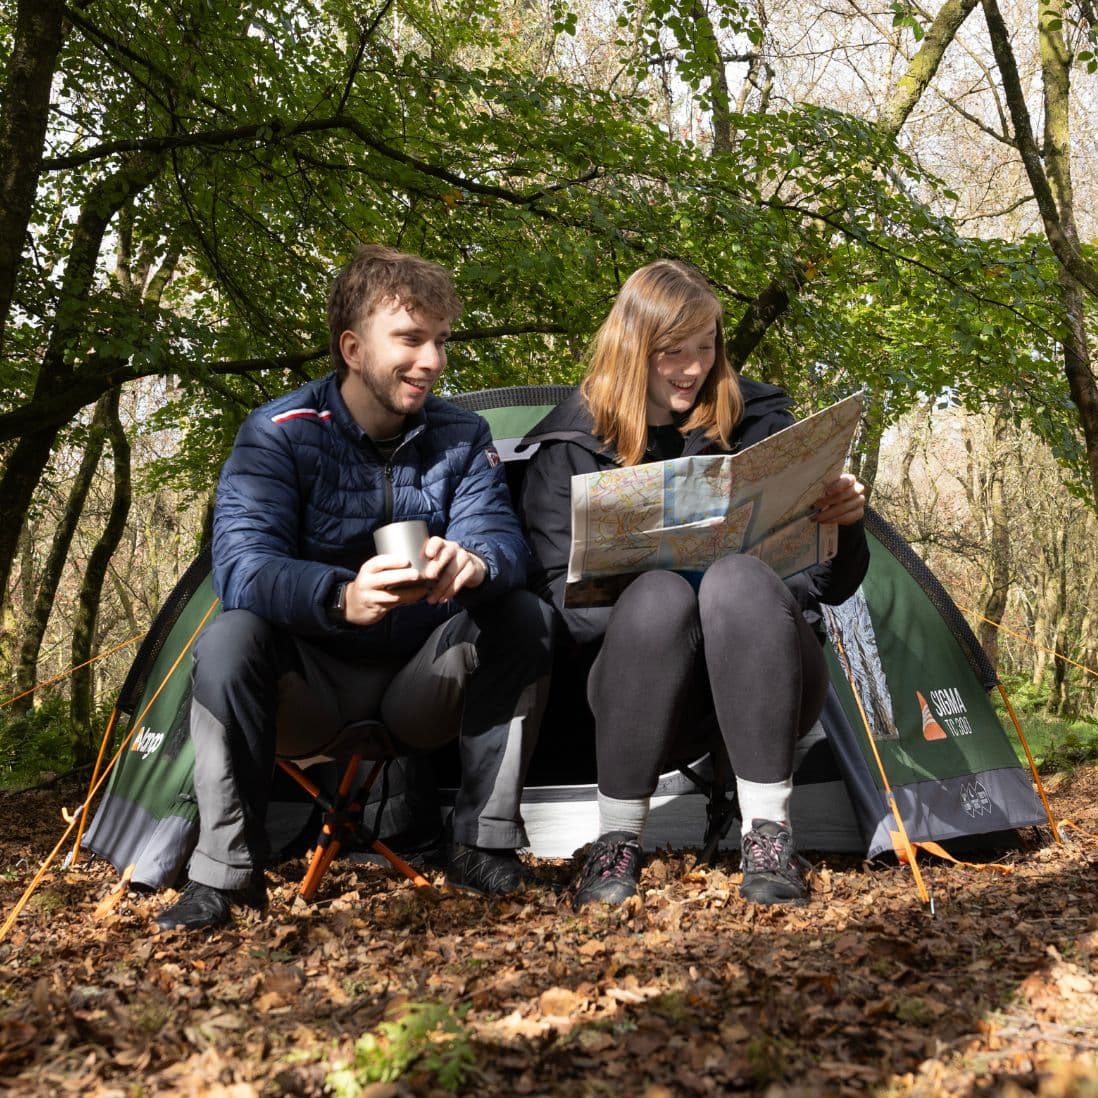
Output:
[445, 843, 525, 896]
[739, 819, 809, 905]
[572, 831, 643, 911]
[154, 876, 267, 931]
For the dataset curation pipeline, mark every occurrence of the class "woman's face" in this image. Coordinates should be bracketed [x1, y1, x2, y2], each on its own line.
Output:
[645, 322, 717, 425]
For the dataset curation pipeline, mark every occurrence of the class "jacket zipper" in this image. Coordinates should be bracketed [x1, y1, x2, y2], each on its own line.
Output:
[383, 461, 394, 524]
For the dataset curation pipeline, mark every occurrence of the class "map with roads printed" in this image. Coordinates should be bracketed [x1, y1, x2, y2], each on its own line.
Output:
[564, 392, 864, 607]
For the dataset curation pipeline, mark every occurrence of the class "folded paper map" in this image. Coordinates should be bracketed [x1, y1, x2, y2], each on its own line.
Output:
[564, 391, 864, 607]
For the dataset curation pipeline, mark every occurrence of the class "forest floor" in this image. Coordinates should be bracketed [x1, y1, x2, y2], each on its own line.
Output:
[0, 768, 1095, 1097]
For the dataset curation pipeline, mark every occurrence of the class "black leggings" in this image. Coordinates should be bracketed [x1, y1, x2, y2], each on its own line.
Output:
[587, 554, 829, 799]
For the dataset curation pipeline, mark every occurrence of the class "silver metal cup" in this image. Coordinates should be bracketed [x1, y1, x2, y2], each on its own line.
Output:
[372, 519, 430, 575]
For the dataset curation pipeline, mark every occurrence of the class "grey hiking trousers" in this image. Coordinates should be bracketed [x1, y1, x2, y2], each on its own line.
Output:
[187, 589, 553, 890]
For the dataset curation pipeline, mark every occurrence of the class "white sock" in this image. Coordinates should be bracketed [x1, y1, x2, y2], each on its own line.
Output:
[597, 792, 649, 840]
[736, 777, 793, 837]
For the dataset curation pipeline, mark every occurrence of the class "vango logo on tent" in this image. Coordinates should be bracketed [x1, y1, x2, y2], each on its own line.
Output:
[130, 727, 165, 759]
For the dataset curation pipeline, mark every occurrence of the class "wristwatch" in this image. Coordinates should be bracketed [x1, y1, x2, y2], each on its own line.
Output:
[326, 581, 348, 623]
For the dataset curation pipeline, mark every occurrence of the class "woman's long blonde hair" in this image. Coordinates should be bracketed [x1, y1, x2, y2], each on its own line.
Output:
[579, 260, 743, 466]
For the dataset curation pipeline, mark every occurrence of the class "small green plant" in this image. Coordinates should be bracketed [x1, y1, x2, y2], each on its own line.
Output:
[1001, 711, 1098, 773]
[893, 995, 937, 1027]
[325, 1001, 475, 1095]
[132, 1000, 171, 1034]
[28, 889, 66, 914]
[649, 990, 690, 1024]
[745, 1034, 790, 1084]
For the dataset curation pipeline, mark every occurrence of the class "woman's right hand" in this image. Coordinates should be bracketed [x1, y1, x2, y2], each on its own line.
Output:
[812, 473, 865, 527]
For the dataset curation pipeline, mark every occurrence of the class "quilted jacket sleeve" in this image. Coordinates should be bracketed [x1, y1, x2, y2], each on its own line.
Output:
[212, 412, 353, 636]
[445, 417, 530, 606]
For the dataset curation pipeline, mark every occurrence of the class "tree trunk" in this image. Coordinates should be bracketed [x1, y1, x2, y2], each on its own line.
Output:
[0, 0, 66, 352]
[852, 391, 884, 500]
[1030, 594, 1050, 689]
[71, 390, 131, 755]
[981, 0, 1098, 504]
[108, 565, 139, 636]
[0, 154, 161, 633]
[1047, 525, 1070, 714]
[877, 0, 981, 135]
[975, 440, 1011, 670]
[689, 0, 733, 153]
[9, 398, 111, 714]
[1, 525, 35, 691]
[0, 428, 64, 643]
[1079, 606, 1097, 719]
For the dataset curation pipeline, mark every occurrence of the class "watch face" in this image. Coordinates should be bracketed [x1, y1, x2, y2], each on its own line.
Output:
[328, 582, 347, 619]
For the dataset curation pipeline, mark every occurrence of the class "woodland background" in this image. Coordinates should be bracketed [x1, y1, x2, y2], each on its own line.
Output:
[1, 4, 1097, 1096]
[1, 0, 1097, 772]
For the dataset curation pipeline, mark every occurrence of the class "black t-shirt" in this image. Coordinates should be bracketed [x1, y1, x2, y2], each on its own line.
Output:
[369, 432, 403, 462]
[644, 423, 686, 462]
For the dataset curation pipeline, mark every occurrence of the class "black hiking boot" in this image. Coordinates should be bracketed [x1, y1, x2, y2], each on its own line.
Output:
[572, 831, 643, 911]
[445, 843, 526, 896]
[154, 875, 267, 931]
[739, 819, 809, 905]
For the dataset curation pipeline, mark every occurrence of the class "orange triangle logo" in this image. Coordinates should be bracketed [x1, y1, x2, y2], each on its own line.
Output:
[916, 691, 948, 740]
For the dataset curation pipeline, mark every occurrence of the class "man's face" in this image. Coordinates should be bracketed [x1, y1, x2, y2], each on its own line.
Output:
[340, 299, 451, 433]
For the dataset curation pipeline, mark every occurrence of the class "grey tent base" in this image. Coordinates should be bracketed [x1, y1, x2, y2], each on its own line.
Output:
[865, 768, 1048, 858]
[512, 776, 862, 857]
[81, 797, 197, 891]
[440, 719, 865, 858]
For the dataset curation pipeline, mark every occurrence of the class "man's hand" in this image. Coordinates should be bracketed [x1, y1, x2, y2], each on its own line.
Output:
[812, 472, 865, 527]
[344, 554, 432, 626]
[422, 536, 487, 604]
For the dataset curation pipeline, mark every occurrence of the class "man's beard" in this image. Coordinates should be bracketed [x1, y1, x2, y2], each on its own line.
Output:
[360, 352, 427, 421]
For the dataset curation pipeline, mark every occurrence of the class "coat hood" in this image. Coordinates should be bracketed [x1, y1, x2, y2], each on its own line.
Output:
[516, 376, 794, 457]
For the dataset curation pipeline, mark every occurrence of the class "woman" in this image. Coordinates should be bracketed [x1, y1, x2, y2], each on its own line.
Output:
[518, 260, 868, 908]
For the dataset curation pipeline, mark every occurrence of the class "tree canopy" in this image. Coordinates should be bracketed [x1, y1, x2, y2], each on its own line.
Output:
[1, 0, 1096, 719]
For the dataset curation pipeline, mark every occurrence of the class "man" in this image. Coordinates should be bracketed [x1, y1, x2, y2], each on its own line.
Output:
[156, 245, 553, 931]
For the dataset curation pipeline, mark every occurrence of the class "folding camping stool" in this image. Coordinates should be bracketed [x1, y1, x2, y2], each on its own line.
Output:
[275, 719, 435, 901]
[677, 748, 741, 866]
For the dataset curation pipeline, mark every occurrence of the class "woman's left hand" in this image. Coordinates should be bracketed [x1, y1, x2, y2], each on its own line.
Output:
[812, 473, 865, 526]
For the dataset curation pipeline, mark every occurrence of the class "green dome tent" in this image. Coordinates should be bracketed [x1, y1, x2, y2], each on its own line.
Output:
[80, 385, 1050, 891]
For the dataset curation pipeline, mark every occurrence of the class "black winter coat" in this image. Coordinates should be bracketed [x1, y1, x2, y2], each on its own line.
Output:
[517, 380, 869, 647]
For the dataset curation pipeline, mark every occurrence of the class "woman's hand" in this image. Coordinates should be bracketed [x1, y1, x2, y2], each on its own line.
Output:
[812, 473, 865, 526]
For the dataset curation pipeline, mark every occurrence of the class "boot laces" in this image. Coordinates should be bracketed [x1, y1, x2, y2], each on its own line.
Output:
[577, 834, 642, 890]
[742, 822, 808, 881]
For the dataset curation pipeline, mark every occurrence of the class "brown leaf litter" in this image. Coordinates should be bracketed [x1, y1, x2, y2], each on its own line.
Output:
[0, 766, 1095, 1096]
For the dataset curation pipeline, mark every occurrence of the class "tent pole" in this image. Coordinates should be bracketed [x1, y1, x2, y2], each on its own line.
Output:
[996, 684, 1061, 844]
[0, 813, 85, 942]
[959, 605, 1097, 683]
[0, 598, 219, 943]
[69, 706, 121, 869]
[831, 634, 932, 909]
[0, 632, 146, 711]
[0, 713, 147, 942]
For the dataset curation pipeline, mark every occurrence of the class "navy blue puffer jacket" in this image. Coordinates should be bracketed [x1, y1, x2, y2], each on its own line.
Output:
[213, 372, 529, 659]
